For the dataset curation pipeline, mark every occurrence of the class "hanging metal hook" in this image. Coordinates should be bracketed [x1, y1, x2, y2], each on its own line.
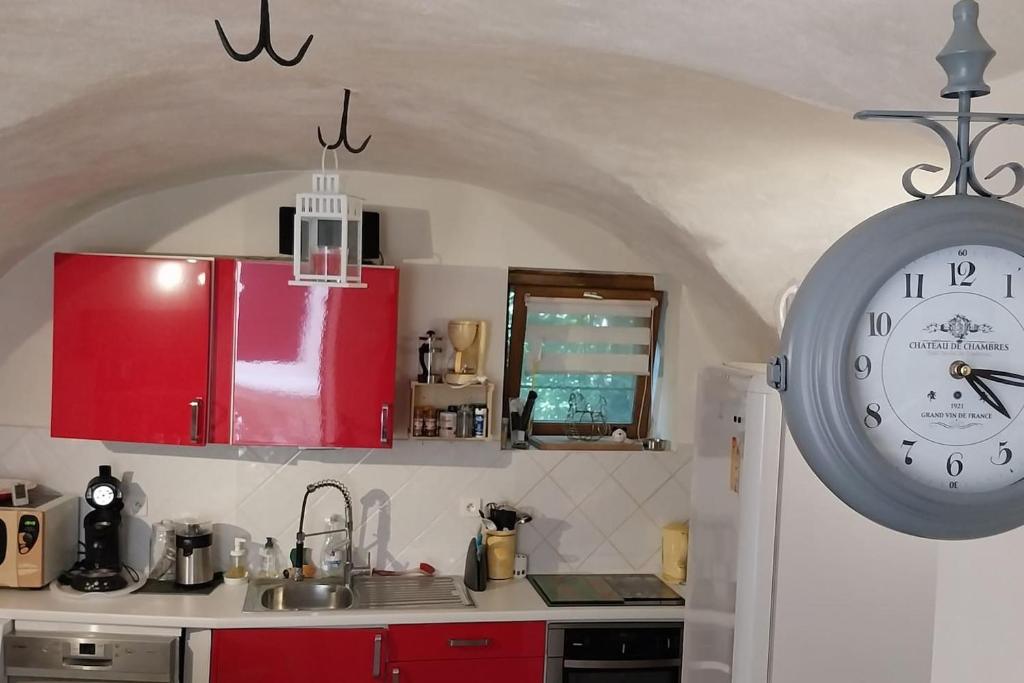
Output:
[317, 89, 372, 153]
[214, 0, 314, 67]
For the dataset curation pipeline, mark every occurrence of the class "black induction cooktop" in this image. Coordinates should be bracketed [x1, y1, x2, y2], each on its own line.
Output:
[528, 573, 684, 607]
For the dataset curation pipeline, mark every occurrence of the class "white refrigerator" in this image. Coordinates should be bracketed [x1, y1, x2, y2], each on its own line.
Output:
[683, 364, 938, 683]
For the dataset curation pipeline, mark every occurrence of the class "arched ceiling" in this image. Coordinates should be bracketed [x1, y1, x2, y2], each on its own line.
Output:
[4, 0, 1024, 324]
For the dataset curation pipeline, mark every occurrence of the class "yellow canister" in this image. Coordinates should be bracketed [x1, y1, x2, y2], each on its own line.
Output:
[485, 530, 517, 580]
[661, 522, 689, 584]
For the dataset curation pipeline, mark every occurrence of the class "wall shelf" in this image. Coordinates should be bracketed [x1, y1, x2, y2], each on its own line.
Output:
[409, 381, 495, 440]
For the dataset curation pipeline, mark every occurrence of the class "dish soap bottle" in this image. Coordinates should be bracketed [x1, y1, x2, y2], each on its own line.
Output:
[256, 537, 283, 580]
[319, 514, 349, 578]
[224, 537, 249, 585]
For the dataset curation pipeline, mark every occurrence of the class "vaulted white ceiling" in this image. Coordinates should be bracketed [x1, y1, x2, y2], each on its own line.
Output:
[4, 0, 1024, 324]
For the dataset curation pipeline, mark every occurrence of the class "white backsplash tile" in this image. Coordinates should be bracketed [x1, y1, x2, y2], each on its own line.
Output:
[578, 476, 638, 537]
[0, 427, 693, 576]
[613, 453, 672, 504]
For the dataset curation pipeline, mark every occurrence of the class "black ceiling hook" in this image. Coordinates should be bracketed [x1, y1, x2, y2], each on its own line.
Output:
[214, 0, 313, 67]
[318, 89, 372, 153]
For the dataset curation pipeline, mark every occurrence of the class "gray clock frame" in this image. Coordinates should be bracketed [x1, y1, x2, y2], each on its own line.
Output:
[776, 195, 1024, 539]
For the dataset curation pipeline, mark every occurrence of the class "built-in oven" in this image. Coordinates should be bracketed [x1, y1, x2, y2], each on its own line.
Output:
[546, 622, 684, 683]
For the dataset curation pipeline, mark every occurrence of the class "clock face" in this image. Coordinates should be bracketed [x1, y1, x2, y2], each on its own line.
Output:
[849, 244, 1024, 493]
[91, 484, 116, 507]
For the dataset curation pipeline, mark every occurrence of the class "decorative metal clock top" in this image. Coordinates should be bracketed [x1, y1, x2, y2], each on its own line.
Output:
[772, 1, 1024, 539]
[856, 0, 1024, 200]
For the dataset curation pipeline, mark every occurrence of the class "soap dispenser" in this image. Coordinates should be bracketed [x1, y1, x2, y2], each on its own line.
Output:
[255, 537, 283, 580]
[224, 537, 249, 585]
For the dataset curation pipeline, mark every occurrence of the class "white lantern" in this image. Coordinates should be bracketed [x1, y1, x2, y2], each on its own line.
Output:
[289, 149, 366, 288]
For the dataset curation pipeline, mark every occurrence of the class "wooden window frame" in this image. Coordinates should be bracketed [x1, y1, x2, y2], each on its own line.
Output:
[503, 269, 663, 440]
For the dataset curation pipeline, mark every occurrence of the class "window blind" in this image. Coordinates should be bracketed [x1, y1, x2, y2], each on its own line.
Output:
[523, 295, 658, 376]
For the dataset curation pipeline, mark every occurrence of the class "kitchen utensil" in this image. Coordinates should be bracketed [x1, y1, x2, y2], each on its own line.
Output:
[417, 329, 444, 384]
[463, 537, 487, 592]
[371, 562, 436, 577]
[487, 503, 519, 531]
[521, 390, 538, 428]
[174, 520, 214, 587]
[478, 511, 498, 532]
[485, 529, 517, 580]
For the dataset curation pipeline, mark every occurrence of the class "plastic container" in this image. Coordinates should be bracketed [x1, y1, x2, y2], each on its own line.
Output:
[224, 537, 249, 585]
[319, 514, 349, 578]
[256, 537, 284, 580]
[148, 519, 176, 581]
[456, 405, 474, 438]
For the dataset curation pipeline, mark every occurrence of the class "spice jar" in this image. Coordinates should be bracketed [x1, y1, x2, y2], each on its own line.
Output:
[456, 405, 474, 438]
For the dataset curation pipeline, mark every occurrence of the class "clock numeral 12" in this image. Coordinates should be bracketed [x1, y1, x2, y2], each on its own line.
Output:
[904, 273, 924, 299]
[949, 261, 976, 287]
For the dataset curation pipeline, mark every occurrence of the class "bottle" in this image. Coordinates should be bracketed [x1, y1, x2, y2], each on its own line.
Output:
[320, 514, 349, 578]
[256, 537, 283, 580]
[225, 537, 249, 585]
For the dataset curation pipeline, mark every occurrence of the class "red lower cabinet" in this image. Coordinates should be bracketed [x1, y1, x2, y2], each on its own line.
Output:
[388, 658, 544, 683]
[211, 629, 386, 683]
[387, 622, 545, 683]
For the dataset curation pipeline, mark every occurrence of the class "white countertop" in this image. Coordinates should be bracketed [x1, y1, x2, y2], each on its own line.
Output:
[0, 579, 687, 629]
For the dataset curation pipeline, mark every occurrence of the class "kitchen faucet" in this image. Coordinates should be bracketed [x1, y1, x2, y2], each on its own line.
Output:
[292, 479, 356, 583]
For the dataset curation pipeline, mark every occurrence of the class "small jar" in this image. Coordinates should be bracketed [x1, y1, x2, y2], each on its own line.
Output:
[424, 409, 438, 437]
[412, 408, 425, 437]
[456, 405, 474, 438]
[439, 408, 457, 438]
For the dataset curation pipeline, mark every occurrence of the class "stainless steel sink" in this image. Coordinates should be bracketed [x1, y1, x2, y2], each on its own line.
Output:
[242, 575, 474, 612]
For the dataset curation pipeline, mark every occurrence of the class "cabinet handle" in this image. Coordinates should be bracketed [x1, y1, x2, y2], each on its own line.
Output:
[448, 638, 490, 648]
[380, 404, 390, 443]
[391, 667, 400, 683]
[372, 633, 382, 678]
[189, 399, 202, 443]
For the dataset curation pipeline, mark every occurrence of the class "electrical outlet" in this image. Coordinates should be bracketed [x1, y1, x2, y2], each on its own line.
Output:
[459, 497, 482, 518]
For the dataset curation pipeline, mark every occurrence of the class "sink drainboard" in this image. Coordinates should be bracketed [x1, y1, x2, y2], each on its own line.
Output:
[356, 575, 474, 609]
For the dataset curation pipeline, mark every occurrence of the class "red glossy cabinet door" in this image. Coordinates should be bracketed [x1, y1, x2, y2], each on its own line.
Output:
[212, 629, 386, 683]
[219, 261, 398, 448]
[389, 658, 544, 683]
[51, 253, 213, 445]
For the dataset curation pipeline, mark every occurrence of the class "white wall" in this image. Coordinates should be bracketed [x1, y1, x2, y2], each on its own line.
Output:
[770, 431, 939, 683]
[0, 171, 771, 576]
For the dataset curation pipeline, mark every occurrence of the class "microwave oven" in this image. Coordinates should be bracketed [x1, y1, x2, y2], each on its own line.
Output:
[0, 493, 78, 588]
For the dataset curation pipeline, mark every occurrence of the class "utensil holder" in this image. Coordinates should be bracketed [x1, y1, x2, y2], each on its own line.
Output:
[485, 530, 517, 580]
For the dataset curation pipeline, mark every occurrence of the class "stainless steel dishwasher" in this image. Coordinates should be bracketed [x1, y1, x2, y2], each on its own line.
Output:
[4, 630, 179, 683]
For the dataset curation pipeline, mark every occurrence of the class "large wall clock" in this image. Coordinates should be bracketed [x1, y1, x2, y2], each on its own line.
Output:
[775, 196, 1024, 539]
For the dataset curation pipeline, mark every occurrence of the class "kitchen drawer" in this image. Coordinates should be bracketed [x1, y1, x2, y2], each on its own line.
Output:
[387, 621, 545, 661]
[388, 657, 544, 683]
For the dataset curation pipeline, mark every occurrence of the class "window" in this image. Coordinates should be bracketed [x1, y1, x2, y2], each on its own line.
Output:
[504, 269, 663, 440]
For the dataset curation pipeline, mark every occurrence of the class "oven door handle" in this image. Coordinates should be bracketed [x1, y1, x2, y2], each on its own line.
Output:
[562, 659, 682, 670]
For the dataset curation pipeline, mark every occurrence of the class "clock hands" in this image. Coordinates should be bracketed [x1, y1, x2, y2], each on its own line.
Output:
[972, 368, 1024, 388]
[950, 361, 1015, 419]
[964, 373, 1012, 419]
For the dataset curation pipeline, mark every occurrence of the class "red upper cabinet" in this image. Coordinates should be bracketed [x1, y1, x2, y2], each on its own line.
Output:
[52, 253, 399, 449]
[211, 261, 399, 448]
[51, 253, 213, 446]
[212, 629, 386, 683]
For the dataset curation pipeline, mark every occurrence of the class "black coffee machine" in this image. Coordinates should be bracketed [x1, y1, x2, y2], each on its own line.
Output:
[62, 465, 128, 592]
